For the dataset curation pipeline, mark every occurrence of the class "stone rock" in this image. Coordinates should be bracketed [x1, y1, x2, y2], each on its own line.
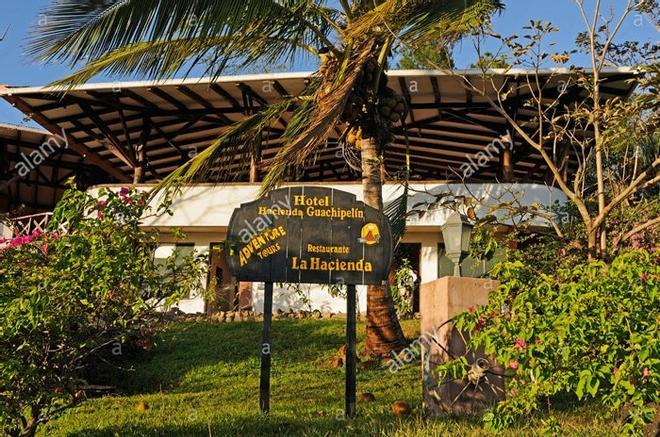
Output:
[359, 392, 376, 403]
[167, 307, 184, 317]
[391, 400, 411, 417]
[226, 311, 235, 322]
[322, 311, 333, 319]
[210, 312, 225, 323]
[312, 309, 322, 319]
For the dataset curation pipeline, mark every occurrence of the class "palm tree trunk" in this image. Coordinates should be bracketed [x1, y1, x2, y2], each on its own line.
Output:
[360, 136, 407, 356]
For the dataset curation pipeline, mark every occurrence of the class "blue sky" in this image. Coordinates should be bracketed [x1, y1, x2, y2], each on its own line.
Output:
[1, 1, 657, 126]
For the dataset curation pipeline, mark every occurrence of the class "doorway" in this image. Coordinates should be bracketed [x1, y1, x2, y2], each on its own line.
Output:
[206, 242, 238, 313]
[389, 242, 422, 313]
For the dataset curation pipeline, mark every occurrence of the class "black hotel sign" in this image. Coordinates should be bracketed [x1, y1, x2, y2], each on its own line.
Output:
[226, 186, 391, 417]
[226, 186, 393, 285]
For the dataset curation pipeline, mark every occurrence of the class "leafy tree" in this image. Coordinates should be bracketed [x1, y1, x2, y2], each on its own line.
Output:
[469, 50, 509, 69]
[0, 187, 205, 437]
[405, 1, 659, 260]
[27, 0, 504, 355]
[397, 43, 455, 69]
[438, 249, 659, 434]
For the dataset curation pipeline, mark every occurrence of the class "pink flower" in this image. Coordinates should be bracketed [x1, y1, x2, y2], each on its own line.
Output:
[97, 211, 104, 219]
[509, 359, 519, 370]
[51, 231, 60, 240]
[9, 235, 33, 248]
[613, 367, 619, 374]
[119, 187, 130, 197]
[31, 229, 42, 239]
[137, 198, 145, 206]
[642, 368, 650, 379]
[40, 242, 48, 255]
[123, 196, 132, 204]
[467, 306, 475, 313]
[639, 273, 649, 281]
[514, 338, 528, 351]
[474, 316, 487, 332]
[97, 200, 107, 208]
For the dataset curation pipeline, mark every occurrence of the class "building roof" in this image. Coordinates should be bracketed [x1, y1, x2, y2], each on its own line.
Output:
[0, 123, 115, 212]
[0, 68, 639, 210]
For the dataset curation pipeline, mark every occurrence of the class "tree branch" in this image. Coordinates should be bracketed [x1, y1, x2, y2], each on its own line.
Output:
[613, 216, 660, 248]
[593, 158, 660, 229]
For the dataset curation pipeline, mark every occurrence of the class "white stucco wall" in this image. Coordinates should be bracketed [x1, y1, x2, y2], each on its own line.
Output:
[0, 223, 12, 240]
[98, 181, 564, 231]
[89, 182, 567, 314]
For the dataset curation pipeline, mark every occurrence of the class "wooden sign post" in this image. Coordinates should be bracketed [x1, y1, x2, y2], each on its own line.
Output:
[226, 186, 393, 418]
[260, 282, 273, 413]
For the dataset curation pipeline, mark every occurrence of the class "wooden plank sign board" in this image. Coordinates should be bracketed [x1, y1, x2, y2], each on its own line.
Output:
[226, 186, 393, 286]
[226, 186, 392, 418]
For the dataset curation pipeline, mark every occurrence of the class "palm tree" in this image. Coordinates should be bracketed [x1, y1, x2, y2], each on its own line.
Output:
[29, 0, 503, 356]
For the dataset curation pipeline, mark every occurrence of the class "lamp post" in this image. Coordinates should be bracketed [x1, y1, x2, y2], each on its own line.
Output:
[441, 211, 474, 276]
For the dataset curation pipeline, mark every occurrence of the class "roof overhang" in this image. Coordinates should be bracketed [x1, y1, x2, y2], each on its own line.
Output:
[0, 123, 115, 212]
[0, 68, 639, 209]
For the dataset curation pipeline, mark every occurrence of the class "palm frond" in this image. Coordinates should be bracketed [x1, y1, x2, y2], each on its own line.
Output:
[151, 98, 295, 199]
[50, 35, 317, 90]
[260, 42, 376, 193]
[29, 0, 337, 80]
[384, 183, 409, 249]
[344, 0, 503, 46]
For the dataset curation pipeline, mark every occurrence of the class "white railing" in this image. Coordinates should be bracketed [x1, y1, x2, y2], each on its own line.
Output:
[8, 212, 53, 238]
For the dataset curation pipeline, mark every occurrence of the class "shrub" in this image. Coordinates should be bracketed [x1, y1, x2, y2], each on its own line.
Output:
[390, 258, 415, 319]
[437, 249, 659, 435]
[0, 187, 206, 437]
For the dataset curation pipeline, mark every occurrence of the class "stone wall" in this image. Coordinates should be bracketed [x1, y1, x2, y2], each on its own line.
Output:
[420, 277, 504, 415]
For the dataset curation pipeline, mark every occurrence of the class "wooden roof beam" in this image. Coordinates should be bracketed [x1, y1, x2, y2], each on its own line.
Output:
[0, 89, 130, 182]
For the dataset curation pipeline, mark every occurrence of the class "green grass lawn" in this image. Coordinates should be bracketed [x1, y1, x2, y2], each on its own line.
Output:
[39, 319, 621, 436]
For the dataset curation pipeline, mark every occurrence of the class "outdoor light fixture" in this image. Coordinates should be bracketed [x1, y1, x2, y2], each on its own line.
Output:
[441, 211, 474, 276]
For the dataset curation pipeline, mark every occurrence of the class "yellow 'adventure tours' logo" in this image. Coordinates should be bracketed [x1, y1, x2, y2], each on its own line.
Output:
[359, 223, 380, 245]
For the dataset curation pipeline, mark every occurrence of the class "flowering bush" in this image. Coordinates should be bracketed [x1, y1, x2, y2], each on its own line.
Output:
[437, 249, 659, 435]
[0, 187, 206, 437]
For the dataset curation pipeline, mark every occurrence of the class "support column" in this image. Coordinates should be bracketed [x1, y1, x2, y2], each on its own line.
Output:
[500, 147, 514, 182]
[420, 277, 503, 415]
[133, 144, 146, 184]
